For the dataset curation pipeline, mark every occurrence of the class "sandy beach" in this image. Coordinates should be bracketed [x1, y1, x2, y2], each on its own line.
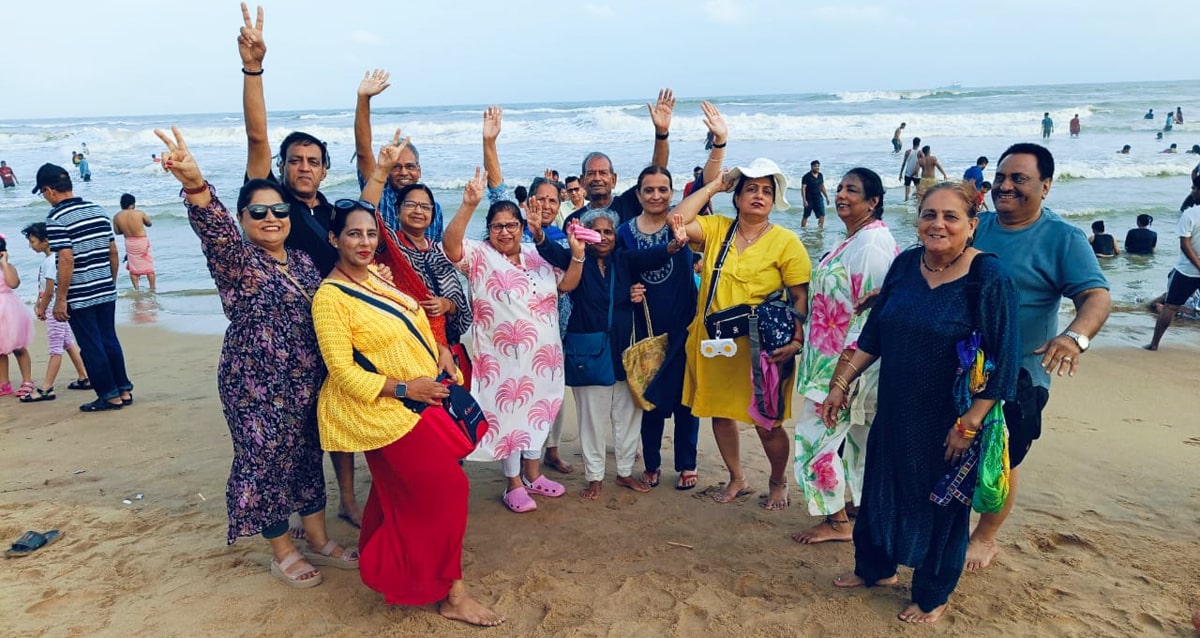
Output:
[2, 323, 1198, 637]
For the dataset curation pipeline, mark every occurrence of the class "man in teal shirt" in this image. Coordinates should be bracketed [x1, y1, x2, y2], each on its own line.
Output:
[967, 143, 1110, 571]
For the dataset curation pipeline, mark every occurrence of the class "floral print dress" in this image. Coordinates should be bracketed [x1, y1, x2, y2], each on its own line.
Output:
[187, 194, 326, 544]
[453, 239, 565, 462]
[793, 221, 898, 516]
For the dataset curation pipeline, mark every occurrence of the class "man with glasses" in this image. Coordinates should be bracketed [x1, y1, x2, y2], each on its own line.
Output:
[355, 70, 509, 241]
[559, 176, 586, 224]
[33, 163, 134, 413]
[562, 89, 676, 228]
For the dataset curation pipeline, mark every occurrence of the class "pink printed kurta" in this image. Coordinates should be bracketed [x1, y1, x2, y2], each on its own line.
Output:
[453, 239, 564, 462]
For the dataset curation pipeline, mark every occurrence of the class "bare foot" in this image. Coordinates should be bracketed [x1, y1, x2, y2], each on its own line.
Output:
[712, 477, 750, 504]
[338, 503, 363, 528]
[791, 516, 852, 544]
[832, 572, 898, 588]
[579, 481, 602, 500]
[543, 453, 574, 474]
[616, 475, 652, 493]
[1143, 344, 1159, 351]
[965, 538, 998, 571]
[898, 602, 947, 624]
[762, 479, 789, 511]
[439, 593, 506, 627]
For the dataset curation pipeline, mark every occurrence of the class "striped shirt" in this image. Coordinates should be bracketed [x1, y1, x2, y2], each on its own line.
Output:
[46, 197, 117, 309]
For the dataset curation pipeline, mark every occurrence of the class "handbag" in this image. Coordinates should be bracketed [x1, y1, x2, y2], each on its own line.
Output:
[622, 301, 668, 411]
[701, 220, 795, 352]
[327, 282, 488, 458]
[564, 270, 616, 387]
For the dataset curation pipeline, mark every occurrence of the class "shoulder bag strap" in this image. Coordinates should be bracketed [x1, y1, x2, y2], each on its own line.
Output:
[326, 282, 439, 364]
[702, 219, 739, 319]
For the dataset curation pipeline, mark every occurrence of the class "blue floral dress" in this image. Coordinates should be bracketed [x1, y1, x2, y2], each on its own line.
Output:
[187, 192, 327, 544]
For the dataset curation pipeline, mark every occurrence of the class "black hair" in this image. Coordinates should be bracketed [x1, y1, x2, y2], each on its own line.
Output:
[485, 199, 525, 228]
[22, 222, 49, 242]
[120, 193, 135, 209]
[236, 178, 286, 215]
[528, 177, 562, 203]
[514, 185, 528, 204]
[276, 132, 331, 170]
[1091, 220, 1105, 233]
[1136, 214, 1153, 227]
[842, 167, 886, 219]
[976, 156, 988, 165]
[921, 145, 931, 154]
[912, 137, 921, 147]
[981, 181, 992, 190]
[565, 175, 580, 185]
[811, 160, 820, 167]
[0, 235, 6, 252]
[636, 165, 673, 191]
[394, 183, 437, 217]
[999, 142, 1055, 180]
[328, 201, 376, 237]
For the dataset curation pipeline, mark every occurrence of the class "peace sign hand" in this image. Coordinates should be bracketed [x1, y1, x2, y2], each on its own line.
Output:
[238, 3, 266, 69]
[463, 166, 487, 209]
[153, 126, 205, 189]
[375, 129, 411, 173]
[358, 69, 391, 98]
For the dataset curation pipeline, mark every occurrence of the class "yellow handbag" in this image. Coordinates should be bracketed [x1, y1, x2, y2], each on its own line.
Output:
[622, 302, 669, 411]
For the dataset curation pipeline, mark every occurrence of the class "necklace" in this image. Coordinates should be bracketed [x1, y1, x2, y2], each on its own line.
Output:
[737, 222, 771, 245]
[921, 246, 967, 273]
[334, 265, 419, 312]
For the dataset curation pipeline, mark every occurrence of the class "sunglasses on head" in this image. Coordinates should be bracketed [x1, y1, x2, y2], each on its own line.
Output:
[334, 198, 377, 215]
[244, 203, 292, 220]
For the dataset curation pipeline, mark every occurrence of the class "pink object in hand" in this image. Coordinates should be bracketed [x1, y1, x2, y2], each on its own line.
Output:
[569, 225, 602, 244]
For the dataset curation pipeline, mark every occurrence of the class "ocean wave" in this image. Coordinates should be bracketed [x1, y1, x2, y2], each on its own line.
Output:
[833, 88, 968, 103]
[1055, 158, 1196, 181]
[297, 112, 353, 120]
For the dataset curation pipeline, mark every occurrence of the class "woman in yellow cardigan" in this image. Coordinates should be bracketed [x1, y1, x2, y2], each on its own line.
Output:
[312, 173, 504, 628]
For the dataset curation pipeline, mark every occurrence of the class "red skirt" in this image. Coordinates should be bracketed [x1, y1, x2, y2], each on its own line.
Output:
[360, 406, 468, 605]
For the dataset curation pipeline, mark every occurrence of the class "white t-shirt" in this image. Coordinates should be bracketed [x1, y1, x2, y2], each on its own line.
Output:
[1175, 208, 1200, 278]
[37, 254, 55, 302]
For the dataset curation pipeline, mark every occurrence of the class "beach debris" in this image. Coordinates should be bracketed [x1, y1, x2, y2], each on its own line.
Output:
[197, 493, 206, 501]
[122, 499, 133, 505]
[666, 541, 694, 550]
[73, 469, 86, 475]
[134, 493, 144, 500]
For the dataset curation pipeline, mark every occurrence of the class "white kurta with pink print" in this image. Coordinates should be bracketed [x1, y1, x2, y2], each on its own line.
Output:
[453, 239, 565, 462]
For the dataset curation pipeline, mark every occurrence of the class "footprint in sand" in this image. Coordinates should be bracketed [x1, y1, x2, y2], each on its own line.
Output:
[1184, 437, 1200, 447]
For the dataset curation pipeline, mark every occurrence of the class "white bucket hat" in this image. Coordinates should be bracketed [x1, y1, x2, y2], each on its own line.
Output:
[727, 158, 790, 211]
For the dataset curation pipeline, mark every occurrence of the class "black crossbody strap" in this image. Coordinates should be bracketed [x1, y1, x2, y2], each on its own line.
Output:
[702, 219, 739, 319]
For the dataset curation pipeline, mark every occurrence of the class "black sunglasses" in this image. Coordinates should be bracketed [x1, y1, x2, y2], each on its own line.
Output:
[244, 203, 291, 220]
[334, 198, 377, 215]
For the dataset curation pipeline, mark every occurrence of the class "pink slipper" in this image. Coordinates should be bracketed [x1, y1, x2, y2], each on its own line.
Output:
[502, 487, 537, 513]
[0, 383, 12, 397]
[522, 475, 565, 497]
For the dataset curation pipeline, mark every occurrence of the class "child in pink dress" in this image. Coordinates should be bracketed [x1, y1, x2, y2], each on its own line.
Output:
[0, 233, 36, 399]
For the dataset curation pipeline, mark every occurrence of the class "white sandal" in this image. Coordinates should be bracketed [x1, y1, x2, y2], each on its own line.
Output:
[270, 551, 323, 588]
[304, 539, 360, 570]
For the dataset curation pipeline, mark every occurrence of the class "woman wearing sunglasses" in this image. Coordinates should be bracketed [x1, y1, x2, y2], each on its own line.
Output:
[311, 193, 504, 627]
[156, 127, 358, 588]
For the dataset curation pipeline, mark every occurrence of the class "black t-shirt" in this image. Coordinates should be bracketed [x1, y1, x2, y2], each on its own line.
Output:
[249, 173, 337, 276]
[562, 185, 641, 228]
[1124, 228, 1157, 254]
[801, 172, 825, 203]
[1090, 233, 1117, 255]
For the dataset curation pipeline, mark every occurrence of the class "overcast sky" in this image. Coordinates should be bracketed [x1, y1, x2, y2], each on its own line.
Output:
[2, 0, 1194, 120]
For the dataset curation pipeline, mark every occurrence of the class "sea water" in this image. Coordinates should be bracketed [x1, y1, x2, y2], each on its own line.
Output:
[1, 80, 1197, 341]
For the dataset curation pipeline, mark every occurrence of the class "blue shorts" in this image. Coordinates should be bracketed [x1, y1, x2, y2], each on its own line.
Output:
[803, 201, 825, 219]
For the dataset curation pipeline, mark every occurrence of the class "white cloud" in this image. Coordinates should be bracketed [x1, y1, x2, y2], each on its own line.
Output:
[583, 3, 615, 19]
[350, 30, 383, 46]
[704, 0, 744, 24]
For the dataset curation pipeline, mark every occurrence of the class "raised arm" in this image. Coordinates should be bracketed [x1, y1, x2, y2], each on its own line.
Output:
[648, 88, 675, 168]
[699, 100, 727, 187]
[355, 69, 391, 182]
[482, 106, 504, 190]
[359, 129, 408, 207]
[673, 170, 737, 247]
[238, 3, 271, 180]
[442, 167, 486, 264]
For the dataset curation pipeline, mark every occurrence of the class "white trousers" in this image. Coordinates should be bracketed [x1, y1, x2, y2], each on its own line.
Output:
[573, 382, 642, 482]
[500, 449, 543, 478]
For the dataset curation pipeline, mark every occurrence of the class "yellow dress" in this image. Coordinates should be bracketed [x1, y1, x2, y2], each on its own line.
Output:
[683, 214, 811, 422]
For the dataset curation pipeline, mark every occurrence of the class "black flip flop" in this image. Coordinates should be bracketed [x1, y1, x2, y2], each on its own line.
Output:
[67, 378, 92, 390]
[79, 399, 123, 412]
[5, 530, 62, 558]
[19, 388, 56, 403]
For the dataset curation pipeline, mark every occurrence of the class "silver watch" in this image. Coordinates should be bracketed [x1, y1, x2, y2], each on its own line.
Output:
[393, 382, 408, 399]
[1062, 330, 1090, 352]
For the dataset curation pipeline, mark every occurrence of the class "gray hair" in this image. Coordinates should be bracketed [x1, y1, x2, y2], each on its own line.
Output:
[580, 151, 613, 176]
[580, 207, 618, 228]
[406, 142, 421, 164]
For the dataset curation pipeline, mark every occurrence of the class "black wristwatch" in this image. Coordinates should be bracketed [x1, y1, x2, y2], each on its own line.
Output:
[393, 382, 408, 399]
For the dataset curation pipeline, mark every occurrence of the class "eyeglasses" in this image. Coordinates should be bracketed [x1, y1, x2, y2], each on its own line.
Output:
[401, 201, 434, 213]
[333, 198, 377, 215]
[392, 163, 420, 172]
[488, 222, 522, 234]
[566, 186, 583, 193]
[244, 203, 291, 220]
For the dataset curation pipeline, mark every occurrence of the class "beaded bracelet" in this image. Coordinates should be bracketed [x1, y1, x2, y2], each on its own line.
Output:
[954, 418, 978, 439]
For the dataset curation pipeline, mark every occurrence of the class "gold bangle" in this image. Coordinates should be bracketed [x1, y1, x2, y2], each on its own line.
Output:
[844, 360, 862, 376]
[832, 376, 850, 393]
